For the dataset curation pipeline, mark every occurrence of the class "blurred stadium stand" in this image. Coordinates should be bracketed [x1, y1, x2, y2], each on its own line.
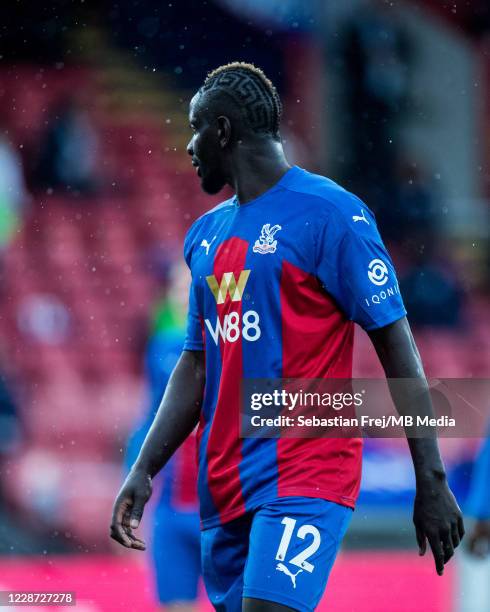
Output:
[0, 58, 222, 550]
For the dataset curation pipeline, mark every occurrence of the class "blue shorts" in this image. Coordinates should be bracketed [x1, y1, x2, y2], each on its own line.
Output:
[201, 497, 352, 612]
[151, 505, 201, 603]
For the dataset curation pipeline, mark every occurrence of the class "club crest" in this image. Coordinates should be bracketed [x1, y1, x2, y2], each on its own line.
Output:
[253, 223, 282, 255]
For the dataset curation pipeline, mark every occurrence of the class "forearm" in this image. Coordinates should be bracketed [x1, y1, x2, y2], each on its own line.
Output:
[369, 318, 445, 479]
[386, 378, 445, 481]
[132, 349, 205, 478]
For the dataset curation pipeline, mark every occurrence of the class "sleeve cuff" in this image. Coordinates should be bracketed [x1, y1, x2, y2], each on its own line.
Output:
[361, 308, 407, 331]
[183, 341, 204, 351]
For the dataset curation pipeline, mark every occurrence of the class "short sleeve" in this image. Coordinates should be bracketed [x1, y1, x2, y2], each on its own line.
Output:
[315, 199, 406, 331]
[183, 283, 204, 351]
[183, 221, 204, 351]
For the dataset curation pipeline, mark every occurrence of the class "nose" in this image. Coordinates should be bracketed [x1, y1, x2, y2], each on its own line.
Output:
[186, 138, 193, 157]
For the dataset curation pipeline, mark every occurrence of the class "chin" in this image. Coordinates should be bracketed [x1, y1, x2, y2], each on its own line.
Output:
[201, 172, 226, 195]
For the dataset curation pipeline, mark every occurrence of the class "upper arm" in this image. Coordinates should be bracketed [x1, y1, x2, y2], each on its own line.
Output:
[169, 349, 206, 413]
[367, 317, 424, 378]
[179, 349, 205, 381]
[314, 196, 406, 331]
[183, 220, 205, 352]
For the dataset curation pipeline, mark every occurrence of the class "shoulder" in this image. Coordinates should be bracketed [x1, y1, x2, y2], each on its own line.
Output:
[183, 196, 235, 265]
[284, 167, 375, 228]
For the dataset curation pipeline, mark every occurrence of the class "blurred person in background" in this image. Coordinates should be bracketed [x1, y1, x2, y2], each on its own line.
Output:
[112, 61, 464, 612]
[125, 259, 200, 612]
[466, 428, 490, 558]
[0, 367, 23, 549]
[391, 157, 464, 328]
[399, 243, 463, 328]
[34, 95, 100, 196]
[0, 130, 30, 251]
[0, 370, 22, 472]
[387, 158, 438, 245]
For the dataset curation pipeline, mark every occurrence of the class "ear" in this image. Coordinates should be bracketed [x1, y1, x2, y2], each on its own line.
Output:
[216, 116, 231, 148]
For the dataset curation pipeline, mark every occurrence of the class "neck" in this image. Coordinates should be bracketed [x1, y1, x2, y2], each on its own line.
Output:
[229, 139, 291, 204]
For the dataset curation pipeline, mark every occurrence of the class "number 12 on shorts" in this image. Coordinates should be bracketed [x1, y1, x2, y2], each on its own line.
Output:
[275, 517, 321, 573]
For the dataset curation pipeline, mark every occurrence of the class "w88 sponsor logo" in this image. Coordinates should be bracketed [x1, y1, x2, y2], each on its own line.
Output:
[205, 310, 261, 344]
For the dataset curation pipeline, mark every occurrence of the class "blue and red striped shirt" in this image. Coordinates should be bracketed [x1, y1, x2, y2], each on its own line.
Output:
[183, 166, 406, 529]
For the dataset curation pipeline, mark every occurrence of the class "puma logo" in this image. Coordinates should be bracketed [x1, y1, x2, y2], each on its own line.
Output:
[200, 236, 216, 255]
[352, 209, 369, 225]
[276, 563, 303, 588]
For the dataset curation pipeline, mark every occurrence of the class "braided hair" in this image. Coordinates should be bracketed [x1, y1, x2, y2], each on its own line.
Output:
[199, 62, 282, 140]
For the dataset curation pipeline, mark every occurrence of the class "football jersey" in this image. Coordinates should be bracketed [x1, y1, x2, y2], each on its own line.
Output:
[183, 165, 406, 529]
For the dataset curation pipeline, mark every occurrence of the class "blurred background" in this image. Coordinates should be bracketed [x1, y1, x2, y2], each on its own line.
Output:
[0, 0, 489, 610]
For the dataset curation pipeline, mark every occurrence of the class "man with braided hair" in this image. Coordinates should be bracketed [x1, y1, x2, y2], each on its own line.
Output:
[111, 62, 464, 611]
[185, 62, 284, 197]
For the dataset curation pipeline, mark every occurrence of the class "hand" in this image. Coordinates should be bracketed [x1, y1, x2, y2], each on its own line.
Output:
[467, 520, 490, 558]
[413, 474, 465, 575]
[110, 468, 152, 550]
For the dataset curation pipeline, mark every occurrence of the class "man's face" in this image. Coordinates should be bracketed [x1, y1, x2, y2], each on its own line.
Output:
[186, 94, 227, 195]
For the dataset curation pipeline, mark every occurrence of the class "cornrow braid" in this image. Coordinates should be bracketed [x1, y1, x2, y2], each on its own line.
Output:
[201, 61, 282, 139]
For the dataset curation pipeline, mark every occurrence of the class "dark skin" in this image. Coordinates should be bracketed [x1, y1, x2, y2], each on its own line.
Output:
[110, 90, 464, 611]
[186, 91, 291, 202]
[368, 318, 464, 573]
[110, 349, 204, 549]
